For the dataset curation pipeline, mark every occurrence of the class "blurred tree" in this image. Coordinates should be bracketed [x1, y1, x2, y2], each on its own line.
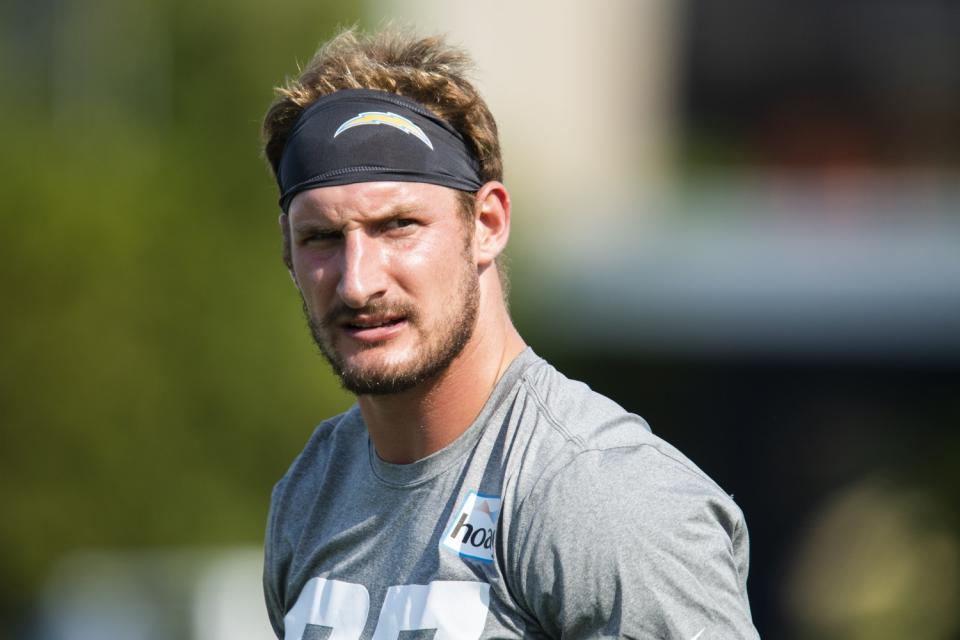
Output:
[0, 0, 364, 631]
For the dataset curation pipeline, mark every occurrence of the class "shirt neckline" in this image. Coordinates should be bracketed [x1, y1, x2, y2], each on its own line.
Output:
[367, 347, 540, 488]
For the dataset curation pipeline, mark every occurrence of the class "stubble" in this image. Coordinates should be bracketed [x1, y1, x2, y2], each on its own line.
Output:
[301, 256, 480, 396]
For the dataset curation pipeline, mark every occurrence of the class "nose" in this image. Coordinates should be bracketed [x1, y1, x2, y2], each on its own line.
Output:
[336, 230, 388, 308]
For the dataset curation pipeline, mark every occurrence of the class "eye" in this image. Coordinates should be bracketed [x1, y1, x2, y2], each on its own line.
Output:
[299, 229, 342, 245]
[383, 218, 418, 233]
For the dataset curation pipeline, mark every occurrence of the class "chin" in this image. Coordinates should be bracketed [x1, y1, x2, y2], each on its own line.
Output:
[341, 339, 413, 369]
[330, 347, 418, 395]
[345, 356, 409, 382]
[337, 341, 468, 396]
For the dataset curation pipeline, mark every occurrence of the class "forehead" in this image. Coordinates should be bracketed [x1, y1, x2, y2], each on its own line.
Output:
[287, 181, 460, 223]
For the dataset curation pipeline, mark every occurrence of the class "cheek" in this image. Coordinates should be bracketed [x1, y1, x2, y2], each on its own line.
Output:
[398, 228, 471, 274]
[391, 248, 457, 298]
[293, 252, 338, 294]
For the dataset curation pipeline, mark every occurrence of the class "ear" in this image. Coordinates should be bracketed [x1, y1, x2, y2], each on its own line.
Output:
[473, 181, 511, 268]
[279, 214, 298, 286]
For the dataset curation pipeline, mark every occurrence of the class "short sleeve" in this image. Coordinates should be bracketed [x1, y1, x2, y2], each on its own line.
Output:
[508, 446, 759, 639]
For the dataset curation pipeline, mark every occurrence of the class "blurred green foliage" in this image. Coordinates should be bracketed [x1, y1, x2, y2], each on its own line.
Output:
[0, 0, 364, 621]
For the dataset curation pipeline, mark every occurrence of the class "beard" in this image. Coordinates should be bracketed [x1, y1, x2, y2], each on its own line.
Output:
[301, 260, 480, 396]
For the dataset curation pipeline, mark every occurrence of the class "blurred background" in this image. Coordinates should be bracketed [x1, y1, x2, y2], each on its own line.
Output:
[1, 0, 958, 638]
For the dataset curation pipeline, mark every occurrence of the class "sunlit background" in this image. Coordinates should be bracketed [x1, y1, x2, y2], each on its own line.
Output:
[2, 1, 958, 638]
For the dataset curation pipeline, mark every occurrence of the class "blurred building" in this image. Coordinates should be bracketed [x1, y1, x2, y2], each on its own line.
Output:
[35, 549, 272, 640]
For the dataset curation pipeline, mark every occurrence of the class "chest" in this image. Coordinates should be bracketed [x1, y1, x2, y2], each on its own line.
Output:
[277, 461, 537, 639]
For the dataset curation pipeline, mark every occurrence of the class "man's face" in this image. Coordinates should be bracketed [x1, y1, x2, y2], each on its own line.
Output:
[284, 181, 479, 395]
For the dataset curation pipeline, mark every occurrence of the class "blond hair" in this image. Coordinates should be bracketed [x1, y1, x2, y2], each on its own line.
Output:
[262, 27, 502, 188]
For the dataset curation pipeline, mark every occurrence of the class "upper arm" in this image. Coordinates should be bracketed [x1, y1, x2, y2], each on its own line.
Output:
[509, 447, 758, 639]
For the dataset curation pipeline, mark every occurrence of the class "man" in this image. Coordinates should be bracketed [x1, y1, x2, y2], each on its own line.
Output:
[261, 27, 759, 639]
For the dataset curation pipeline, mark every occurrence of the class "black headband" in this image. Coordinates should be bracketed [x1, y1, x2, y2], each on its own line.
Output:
[276, 88, 484, 212]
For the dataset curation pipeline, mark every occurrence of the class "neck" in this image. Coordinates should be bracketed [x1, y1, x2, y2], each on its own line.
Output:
[358, 301, 525, 465]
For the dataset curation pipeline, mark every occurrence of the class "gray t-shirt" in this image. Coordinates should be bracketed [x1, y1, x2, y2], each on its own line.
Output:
[264, 349, 759, 639]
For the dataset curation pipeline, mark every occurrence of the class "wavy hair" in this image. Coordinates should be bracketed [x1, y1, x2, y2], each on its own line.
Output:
[262, 27, 502, 191]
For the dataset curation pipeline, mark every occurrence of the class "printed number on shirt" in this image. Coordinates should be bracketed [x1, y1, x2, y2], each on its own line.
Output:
[284, 577, 491, 640]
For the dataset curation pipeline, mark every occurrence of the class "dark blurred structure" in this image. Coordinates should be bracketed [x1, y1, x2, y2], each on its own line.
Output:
[681, 0, 960, 172]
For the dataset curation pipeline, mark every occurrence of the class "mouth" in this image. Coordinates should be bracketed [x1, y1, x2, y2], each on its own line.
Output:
[340, 314, 408, 342]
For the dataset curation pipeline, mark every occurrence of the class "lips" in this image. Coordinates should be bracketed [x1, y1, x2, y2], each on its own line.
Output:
[343, 313, 403, 328]
[340, 314, 408, 342]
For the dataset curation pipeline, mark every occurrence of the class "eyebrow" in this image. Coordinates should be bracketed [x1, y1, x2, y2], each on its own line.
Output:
[291, 221, 336, 237]
[292, 203, 422, 235]
[374, 203, 421, 221]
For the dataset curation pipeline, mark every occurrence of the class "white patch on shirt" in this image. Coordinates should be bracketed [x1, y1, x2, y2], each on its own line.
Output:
[441, 490, 501, 564]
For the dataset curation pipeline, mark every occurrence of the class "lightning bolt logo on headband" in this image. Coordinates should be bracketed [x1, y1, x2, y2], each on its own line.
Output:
[334, 111, 434, 150]
[277, 89, 482, 212]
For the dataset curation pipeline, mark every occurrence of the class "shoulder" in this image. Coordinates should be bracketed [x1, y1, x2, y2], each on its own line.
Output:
[504, 355, 740, 538]
[268, 405, 365, 532]
[501, 357, 755, 636]
[514, 354, 652, 450]
[263, 407, 364, 638]
[511, 355, 713, 484]
[519, 444, 743, 542]
[511, 445, 754, 636]
[511, 355, 741, 538]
